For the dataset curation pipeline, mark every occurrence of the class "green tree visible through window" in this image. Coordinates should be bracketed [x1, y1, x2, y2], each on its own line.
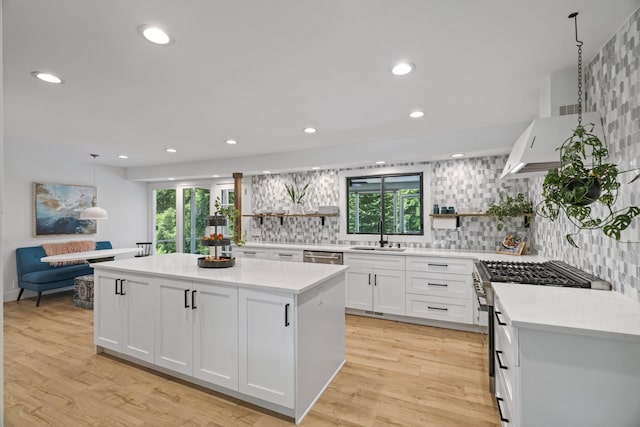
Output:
[348, 173, 423, 236]
[184, 188, 211, 254]
[156, 189, 176, 254]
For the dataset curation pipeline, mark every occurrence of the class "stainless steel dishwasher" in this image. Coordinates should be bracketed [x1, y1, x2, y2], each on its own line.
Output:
[303, 250, 343, 265]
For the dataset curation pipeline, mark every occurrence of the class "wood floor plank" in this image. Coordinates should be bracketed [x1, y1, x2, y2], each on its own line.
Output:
[4, 291, 499, 426]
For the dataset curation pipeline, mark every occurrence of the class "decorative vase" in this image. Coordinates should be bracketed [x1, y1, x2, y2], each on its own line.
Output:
[290, 203, 304, 214]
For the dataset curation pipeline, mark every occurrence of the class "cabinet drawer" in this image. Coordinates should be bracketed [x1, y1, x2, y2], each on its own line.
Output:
[495, 367, 515, 426]
[405, 271, 472, 300]
[234, 248, 269, 259]
[268, 249, 302, 262]
[344, 253, 405, 270]
[405, 256, 473, 274]
[405, 294, 472, 324]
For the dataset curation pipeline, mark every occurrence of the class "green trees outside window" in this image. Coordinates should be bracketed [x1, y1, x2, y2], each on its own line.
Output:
[347, 173, 423, 235]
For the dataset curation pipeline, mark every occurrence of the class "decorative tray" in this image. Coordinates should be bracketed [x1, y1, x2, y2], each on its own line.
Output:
[197, 256, 235, 268]
[200, 238, 231, 246]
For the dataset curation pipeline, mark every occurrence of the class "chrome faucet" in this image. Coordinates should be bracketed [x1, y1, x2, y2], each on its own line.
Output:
[379, 219, 388, 248]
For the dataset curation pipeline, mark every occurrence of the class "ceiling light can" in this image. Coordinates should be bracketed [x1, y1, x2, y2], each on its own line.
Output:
[166, 148, 177, 153]
[225, 139, 238, 145]
[303, 127, 317, 134]
[31, 71, 63, 84]
[391, 62, 415, 76]
[409, 111, 425, 118]
[138, 25, 174, 45]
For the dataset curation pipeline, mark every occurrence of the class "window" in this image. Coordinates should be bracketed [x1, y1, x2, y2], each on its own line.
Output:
[347, 173, 423, 235]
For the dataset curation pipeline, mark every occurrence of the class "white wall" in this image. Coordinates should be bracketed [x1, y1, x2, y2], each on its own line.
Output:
[2, 143, 148, 301]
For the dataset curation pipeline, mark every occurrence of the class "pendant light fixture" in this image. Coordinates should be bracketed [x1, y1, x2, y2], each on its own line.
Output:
[80, 154, 109, 220]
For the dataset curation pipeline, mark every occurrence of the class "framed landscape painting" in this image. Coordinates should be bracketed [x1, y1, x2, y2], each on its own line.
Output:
[33, 182, 97, 236]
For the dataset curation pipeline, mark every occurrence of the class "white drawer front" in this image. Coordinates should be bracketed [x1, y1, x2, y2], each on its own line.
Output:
[344, 253, 405, 270]
[234, 248, 269, 259]
[405, 294, 473, 324]
[268, 249, 303, 262]
[496, 367, 515, 426]
[405, 271, 472, 300]
[405, 256, 473, 274]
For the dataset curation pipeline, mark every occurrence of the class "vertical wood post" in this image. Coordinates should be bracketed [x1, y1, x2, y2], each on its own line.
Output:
[233, 172, 243, 242]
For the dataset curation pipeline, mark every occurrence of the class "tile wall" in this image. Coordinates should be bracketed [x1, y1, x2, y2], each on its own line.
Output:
[249, 156, 532, 252]
[532, 8, 640, 301]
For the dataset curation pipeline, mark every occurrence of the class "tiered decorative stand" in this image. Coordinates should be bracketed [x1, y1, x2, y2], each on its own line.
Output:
[197, 215, 235, 268]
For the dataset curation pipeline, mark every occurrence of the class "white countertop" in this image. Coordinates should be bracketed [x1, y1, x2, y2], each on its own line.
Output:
[240, 242, 548, 262]
[91, 253, 348, 294]
[493, 282, 640, 343]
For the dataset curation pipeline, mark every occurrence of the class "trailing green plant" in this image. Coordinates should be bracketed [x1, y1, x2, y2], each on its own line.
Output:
[539, 123, 640, 247]
[284, 178, 310, 205]
[213, 197, 245, 246]
[486, 187, 534, 231]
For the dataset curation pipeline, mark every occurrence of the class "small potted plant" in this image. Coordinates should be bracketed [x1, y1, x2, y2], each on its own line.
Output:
[284, 178, 310, 214]
[486, 187, 534, 231]
[212, 197, 245, 247]
[539, 123, 640, 247]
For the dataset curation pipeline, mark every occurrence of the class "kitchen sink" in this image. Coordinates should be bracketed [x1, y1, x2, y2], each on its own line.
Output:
[349, 246, 406, 252]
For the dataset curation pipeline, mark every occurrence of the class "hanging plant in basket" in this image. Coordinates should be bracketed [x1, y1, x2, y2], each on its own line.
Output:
[539, 123, 640, 247]
[538, 12, 640, 248]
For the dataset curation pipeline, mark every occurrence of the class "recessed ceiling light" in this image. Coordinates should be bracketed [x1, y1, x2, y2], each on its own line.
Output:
[376, 161, 386, 164]
[117, 155, 129, 159]
[138, 25, 173, 45]
[303, 127, 317, 134]
[225, 139, 238, 145]
[263, 170, 271, 174]
[168, 177, 175, 181]
[166, 148, 177, 153]
[31, 71, 63, 84]
[409, 111, 425, 119]
[391, 62, 415, 76]
[311, 166, 320, 170]
[451, 153, 465, 158]
[211, 174, 220, 178]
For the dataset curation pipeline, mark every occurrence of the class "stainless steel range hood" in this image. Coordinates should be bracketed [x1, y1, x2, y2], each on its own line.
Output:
[500, 111, 604, 179]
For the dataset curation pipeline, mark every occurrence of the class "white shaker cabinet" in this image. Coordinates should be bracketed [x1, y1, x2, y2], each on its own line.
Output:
[344, 254, 406, 315]
[154, 278, 239, 390]
[238, 288, 295, 408]
[192, 282, 238, 389]
[405, 256, 474, 324]
[94, 272, 155, 363]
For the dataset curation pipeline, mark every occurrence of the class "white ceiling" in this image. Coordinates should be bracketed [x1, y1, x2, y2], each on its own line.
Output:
[4, 0, 640, 179]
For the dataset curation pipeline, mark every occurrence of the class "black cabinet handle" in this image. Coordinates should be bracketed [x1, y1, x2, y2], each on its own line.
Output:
[120, 279, 126, 296]
[496, 397, 509, 423]
[374, 274, 377, 286]
[496, 350, 508, 370]
[495, 310, 507, 326]
[427, 282, 448, 287]
[427, 306, 448, 311]
[191, 290, 197, 309]
[115, 279, 120, 295]
[428, 263, 448, 268]
[284, 303, 290, 327]
[184, 289, 190, 308]
[368, 273, 371, 285]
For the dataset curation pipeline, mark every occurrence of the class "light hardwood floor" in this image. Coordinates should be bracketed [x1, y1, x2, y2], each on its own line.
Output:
[4, 292, 499, 426]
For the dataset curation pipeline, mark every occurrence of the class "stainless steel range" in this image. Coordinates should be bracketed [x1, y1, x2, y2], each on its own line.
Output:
[472, 260, 611, 393]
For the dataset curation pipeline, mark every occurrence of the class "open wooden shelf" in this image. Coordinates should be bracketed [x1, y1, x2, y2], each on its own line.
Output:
[243, 213, 338, 225]
[430, 213, 535, 228]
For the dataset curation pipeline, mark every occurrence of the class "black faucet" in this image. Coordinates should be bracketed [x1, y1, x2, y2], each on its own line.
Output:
[379, 219, 388, 248]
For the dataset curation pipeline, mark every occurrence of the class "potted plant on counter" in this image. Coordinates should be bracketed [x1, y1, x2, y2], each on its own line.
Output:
[539, 123, 640, 247]
[213, 197, 245, 247]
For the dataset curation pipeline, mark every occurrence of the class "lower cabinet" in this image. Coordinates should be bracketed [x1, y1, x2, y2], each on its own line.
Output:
[344, 254, 406, 315]
[238, 288, 295, 408]
[154, 278, 239, 389]
[94, 272, 155, 363]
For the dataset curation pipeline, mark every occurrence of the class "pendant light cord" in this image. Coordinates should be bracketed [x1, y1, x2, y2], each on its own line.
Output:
[569, 12, 584, 125]
[90, 153, 99, 186]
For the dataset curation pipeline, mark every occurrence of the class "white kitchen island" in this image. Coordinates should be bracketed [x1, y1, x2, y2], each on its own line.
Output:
[92, 253, 348, 425]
